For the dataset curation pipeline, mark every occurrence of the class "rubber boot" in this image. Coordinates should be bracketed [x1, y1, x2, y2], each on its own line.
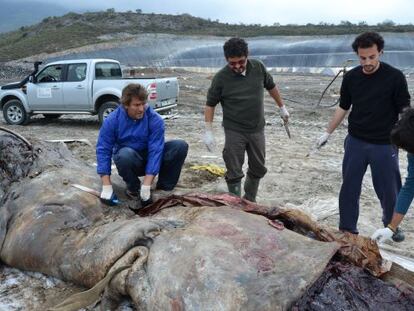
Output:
[243, 175, 260, 202]
[227, 181, 241, 197]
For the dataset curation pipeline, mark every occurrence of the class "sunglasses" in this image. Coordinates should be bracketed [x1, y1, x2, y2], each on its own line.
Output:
[228, 58, 247, 67]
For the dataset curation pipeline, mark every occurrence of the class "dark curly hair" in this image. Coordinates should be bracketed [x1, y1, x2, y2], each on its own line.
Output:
[121, 83, 148, 106]
[391, 107, 414, 154]
[223, 37, 248, 59]
[352, 32, 384, 53]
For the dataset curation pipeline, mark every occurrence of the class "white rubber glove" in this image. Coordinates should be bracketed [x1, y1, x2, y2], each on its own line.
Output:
[140, 185, 151, 201]
[100, 185, 114, 200]
[279, 106, 290, 122]
[203, 122, 216, 152]
[316, 132, 331, 149]
[371, 227, 394, 243]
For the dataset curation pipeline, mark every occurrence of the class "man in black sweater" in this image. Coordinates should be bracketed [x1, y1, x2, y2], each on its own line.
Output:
[203, 37, 289, 202]
[316, 32, 410, 240]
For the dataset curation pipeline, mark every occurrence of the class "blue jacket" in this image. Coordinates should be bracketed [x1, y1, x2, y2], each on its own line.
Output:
[395, 153, 414, 215]
[96, 105, 165, 176]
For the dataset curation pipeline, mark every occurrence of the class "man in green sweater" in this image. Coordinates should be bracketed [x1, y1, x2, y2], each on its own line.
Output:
[203, 37, 289, 202]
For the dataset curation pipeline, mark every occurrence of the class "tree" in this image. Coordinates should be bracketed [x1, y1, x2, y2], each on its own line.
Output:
[339, 20, 353, 27]
[378, 19, 396, 27]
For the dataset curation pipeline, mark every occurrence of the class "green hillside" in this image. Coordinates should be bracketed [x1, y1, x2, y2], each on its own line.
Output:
[0, 10, 413, 62]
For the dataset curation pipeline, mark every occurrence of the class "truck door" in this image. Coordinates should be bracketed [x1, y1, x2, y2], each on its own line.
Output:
[27, 64, 64, 111]
[62, 63, 89, 110]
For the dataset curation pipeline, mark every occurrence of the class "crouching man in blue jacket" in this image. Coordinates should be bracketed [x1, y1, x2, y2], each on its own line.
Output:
[96, 83, 188, 208]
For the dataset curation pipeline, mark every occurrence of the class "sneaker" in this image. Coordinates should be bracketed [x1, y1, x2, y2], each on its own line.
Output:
[392, 227, 405, 242]
[125, 189, 139, 200]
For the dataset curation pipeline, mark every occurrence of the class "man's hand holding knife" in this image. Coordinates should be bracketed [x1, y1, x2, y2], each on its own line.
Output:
[279, 106, 291, 138]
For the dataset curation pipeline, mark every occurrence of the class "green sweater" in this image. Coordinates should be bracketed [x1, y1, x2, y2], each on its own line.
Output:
[206, 59, 276, 133]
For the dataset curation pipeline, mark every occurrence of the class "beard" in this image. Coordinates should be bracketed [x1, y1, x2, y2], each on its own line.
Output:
[362, 62, 380, 74]
[364, 65, 375, 72]
[232, 66, 246, 74]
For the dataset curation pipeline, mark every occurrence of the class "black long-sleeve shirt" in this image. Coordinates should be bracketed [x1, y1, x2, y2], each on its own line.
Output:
[340, 62, 410, 144]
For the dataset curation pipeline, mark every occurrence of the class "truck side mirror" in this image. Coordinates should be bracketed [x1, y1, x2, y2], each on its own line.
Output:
[29, 75, 34, 83]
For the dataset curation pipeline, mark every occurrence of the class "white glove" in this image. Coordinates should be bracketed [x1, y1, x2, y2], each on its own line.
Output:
[100, 185, 114, 200]
[371, 227, 394, 243]
[203, 122, 216, 152]
[279, 106, 289, 122]
[316, 132, 331, 149]
[140, 185, 151, 201]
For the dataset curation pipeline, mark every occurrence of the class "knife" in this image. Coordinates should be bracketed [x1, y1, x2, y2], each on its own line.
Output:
[282, 119, 291, 139]
[72, 184, 100, 197]
[71, 184, 119, 205]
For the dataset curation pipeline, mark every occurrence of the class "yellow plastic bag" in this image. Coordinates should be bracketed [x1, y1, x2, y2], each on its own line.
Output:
[190, 164, 226, 176]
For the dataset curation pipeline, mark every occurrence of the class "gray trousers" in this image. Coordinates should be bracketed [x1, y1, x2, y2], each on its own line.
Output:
[223, 128, 267, 184]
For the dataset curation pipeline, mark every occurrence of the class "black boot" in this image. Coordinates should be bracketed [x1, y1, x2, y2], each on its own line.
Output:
[243, 175, 260, 202]
[227, 181, 241, 197]
[392, 227, 405, 242]
[128, 197, 153, 214]
[141, 197, 153, 208]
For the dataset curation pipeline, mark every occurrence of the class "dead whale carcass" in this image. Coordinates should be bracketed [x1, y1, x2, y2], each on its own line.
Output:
[0, 130, 413, 310]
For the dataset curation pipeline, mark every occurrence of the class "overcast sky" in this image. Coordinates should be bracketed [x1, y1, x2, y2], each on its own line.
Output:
[10, 0, 414, 25]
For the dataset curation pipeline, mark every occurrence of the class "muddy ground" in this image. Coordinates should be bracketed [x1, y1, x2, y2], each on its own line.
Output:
[0, 70, 413, 310]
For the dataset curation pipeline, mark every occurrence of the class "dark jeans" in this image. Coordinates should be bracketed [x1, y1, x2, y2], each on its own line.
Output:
[113, 140, 188, 192]
[339, 135, 401, 233]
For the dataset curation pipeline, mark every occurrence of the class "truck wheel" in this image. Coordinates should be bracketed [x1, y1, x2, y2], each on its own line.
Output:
[3, 99, 29, 125]
[43, 114, 62, 119]
[98, 101, 118, 124]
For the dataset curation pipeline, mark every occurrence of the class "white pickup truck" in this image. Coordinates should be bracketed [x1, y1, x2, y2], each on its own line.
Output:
[0, 59, 179, 125]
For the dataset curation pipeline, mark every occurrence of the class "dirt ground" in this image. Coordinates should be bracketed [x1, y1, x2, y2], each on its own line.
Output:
[0, 70, 413, 310]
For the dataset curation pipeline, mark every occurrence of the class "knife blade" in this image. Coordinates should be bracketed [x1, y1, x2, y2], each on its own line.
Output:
[71, 184, 119, 206]
[71, 183, 100, 197]
[282, 119, 291, 139]
[305, 145, 318, 157]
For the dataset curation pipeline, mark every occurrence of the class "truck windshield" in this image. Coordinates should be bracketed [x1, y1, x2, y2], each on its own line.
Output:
[95, 62, 122, 79]
[36, 65, 63, 83]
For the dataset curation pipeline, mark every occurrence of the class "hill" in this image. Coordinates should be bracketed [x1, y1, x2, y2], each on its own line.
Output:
[1, 10, 414, 62]
[0, 0, 73, 33]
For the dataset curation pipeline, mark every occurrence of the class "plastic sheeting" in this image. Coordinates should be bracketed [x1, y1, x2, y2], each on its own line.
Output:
[44, 33, 414, 70]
